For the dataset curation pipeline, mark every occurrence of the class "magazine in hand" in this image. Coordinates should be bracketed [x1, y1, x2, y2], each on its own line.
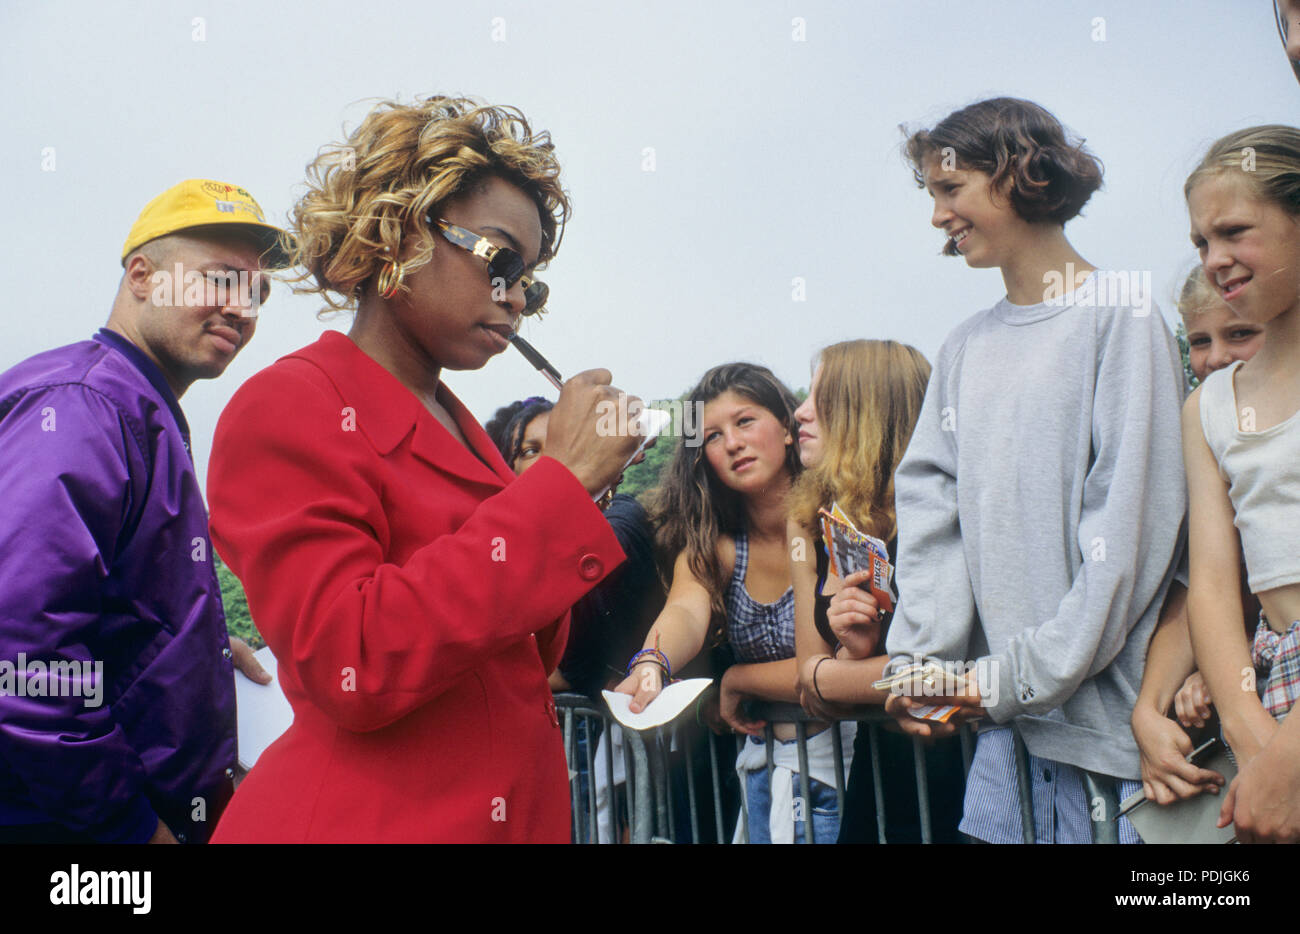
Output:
[817, 502, 894, 613]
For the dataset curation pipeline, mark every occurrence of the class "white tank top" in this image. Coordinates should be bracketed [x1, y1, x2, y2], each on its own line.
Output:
[1198, 361, 1300, 593]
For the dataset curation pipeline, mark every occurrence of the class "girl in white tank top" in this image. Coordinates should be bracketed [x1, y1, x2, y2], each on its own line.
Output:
[1184, 124, 1300, 843]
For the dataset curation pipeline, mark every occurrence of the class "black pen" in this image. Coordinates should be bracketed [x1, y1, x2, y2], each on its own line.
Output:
[507, 332, 564, 392]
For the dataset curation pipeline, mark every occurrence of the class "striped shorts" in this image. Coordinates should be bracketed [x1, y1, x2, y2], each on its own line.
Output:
[959, 726, 1141, 844]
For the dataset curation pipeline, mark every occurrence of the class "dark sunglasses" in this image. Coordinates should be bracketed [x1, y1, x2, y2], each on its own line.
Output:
[431, 218, 549, 316]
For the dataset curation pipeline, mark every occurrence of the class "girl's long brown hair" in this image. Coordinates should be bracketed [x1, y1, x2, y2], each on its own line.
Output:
[648, 363, 802, 635]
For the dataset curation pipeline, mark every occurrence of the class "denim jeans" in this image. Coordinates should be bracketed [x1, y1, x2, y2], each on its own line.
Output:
[744, 762, 841, 844]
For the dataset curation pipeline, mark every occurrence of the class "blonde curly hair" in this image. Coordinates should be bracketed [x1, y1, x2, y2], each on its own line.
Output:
[283, 95, 570, 312]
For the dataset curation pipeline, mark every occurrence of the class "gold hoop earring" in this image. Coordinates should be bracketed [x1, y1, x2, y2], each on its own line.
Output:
[377, 259, 406, 299]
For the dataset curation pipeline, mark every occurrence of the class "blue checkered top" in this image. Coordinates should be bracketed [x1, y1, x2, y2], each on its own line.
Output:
[724, 530, 795, 663]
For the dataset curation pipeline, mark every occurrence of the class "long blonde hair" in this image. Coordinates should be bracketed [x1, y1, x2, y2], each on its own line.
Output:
[786, 340, 931, 541]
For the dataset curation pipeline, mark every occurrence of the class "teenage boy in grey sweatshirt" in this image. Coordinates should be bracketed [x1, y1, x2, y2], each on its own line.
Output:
[883, 277, 1186, 843]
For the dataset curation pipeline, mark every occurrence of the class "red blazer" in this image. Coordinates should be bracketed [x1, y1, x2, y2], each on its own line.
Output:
[206, 331, 624, 842]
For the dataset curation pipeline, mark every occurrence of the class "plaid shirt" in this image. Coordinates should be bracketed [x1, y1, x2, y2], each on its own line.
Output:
[1252, 616, 1300, 720]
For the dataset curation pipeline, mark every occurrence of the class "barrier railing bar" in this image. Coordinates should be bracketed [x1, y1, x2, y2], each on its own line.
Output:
[563, 707, 579, 842]
[1082, 770, 1119, 844]
[661, 727, 677, 842]
[868, 721, 887, 843]
[583, 714, 598, 843]
[1012, 726, 1035, 844]
[681, 721, 701, 844]
[829, 721, 846, 819]
[795, 720, 814, 844]
[646, 728, 670, 841]
[912, 735, 933, 844]
[708, 729, 725, 843]
[624, 726, 652, 844]
[604, 716, 619, 844]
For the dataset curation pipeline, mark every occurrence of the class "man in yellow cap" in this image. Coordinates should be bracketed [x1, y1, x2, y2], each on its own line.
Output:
[0, 179, 287, 844]
[112, 179, 288, 394]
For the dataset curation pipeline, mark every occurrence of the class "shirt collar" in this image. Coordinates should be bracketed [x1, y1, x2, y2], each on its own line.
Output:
[93, 328, 191, 441]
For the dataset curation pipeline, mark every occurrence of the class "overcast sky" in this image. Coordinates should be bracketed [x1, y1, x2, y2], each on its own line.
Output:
[4, 1, 1297, 491]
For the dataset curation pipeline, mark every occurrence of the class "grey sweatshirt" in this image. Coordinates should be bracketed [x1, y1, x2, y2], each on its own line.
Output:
[884, 274, 1186, 779]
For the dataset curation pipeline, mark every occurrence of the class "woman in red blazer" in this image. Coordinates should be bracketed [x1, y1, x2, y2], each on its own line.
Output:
[206, 97, 642, 842]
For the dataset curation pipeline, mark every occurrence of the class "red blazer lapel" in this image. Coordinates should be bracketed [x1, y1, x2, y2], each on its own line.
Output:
[292, 331, 511, 490]
[436, 382, 518, 487]
[405, 384, 511, 490]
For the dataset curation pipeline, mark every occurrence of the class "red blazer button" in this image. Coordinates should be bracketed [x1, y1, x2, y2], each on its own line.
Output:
[578, 553, 603, 581]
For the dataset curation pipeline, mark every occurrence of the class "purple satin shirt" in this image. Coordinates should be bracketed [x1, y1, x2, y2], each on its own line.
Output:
[0, 329, 237, 843]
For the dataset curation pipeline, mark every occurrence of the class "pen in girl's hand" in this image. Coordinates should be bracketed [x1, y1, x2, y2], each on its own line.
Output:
[507, 332, 564, 391]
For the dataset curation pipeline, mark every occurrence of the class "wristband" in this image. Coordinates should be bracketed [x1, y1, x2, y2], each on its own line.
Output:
[812, 655, 832, 704]
[626, 646, 672, 680]
[630, 659, 669, 686]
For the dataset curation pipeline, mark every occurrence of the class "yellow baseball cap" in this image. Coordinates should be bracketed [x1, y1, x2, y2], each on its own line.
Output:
[121, 178, 291, 268]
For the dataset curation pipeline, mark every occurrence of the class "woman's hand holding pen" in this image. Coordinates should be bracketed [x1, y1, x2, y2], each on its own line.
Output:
[544, 369, 644, 497]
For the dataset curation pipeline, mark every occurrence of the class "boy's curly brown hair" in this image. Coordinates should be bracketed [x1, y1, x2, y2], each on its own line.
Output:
[904, 97, 1103, 256]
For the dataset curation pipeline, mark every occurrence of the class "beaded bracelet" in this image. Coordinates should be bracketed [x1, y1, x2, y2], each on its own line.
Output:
[626, 646, 672, 680]
[630, 658, 670, 687]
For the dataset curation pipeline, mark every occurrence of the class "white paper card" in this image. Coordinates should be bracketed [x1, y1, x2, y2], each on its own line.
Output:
[602, 678, 713, 729]
[234, 646, 294, 770]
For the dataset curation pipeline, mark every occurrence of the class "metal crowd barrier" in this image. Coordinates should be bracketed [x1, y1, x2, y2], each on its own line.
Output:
[555, 692, 1123, 844]
[555, 693, 656, 844]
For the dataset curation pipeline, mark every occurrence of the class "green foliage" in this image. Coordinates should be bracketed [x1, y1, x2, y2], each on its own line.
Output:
[619, 394, 686, 504]
[215, 553, 264, 649]
[619, 427, 675, 503]
[1175, 321, 1198, 389]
